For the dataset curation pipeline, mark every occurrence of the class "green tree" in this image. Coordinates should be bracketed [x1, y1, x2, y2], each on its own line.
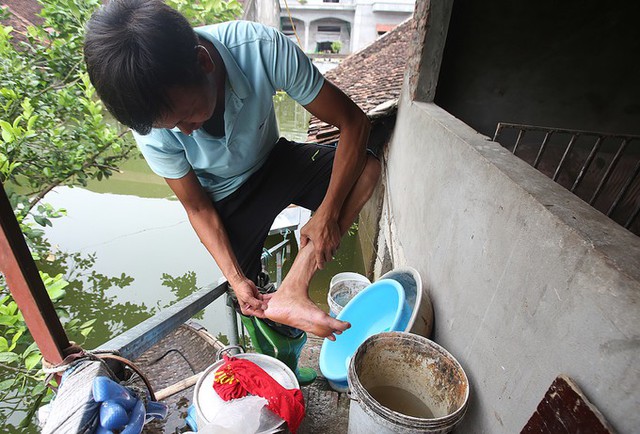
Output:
[168, 0, 242, 26]
[0, 0, 243, 430]
[0, 0, 136, 428]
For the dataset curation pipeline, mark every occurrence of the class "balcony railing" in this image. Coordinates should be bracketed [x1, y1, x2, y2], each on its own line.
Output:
[494, 123, 640, 235]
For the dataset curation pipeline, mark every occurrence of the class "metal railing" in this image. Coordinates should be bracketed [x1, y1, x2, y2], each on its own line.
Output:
[98, 238, 291, 359]
[493, 123, 640, 235]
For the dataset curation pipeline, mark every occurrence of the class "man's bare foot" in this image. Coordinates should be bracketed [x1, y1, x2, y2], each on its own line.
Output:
[264, 288, 350, 341]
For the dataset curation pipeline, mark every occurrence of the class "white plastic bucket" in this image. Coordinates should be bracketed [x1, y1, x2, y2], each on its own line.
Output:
[347, 332, 469, 434]
[193, 347, 299, 434]
[380, 267, 433, 337]
[327, 272, 371, 317]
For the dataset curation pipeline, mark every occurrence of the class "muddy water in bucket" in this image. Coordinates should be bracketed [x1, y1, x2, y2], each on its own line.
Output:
[347, 332, 469, 434]
[368, 385, 435, 418]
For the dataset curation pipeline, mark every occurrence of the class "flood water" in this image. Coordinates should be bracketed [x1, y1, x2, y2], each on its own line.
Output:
[1, 94, 365, 432]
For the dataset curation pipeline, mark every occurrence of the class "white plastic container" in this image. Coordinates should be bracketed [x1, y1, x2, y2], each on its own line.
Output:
[193, 348, 299, 434]
[380, 266, 433, 337]
[327, 272, 371, 317]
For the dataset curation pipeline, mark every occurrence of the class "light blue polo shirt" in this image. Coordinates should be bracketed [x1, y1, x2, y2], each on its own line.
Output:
[133, 21, 325, 201]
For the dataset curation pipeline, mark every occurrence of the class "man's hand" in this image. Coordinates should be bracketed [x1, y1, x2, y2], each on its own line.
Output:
[300, 211, 341, 269]
[229, 275, 270, 317]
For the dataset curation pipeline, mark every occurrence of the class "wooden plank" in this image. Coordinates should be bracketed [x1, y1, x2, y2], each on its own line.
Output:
[155, 372, 202, 401]
[96, 282, 227, 360]
[0, 182, 71, 365]
[521, 375, 615, 433]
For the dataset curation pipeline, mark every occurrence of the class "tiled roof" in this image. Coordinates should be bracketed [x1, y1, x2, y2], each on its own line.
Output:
[1, 0, 43, 45]
[307, 17, 414, 145]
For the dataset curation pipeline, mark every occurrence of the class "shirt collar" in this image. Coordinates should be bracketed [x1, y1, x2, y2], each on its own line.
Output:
[195, 28, 251, 100]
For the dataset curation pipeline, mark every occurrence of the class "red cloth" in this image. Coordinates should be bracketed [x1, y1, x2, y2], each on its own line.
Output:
[213, 355, 306, 433]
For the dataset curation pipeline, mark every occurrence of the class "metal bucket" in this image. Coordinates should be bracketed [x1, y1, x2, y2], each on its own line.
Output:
[347, 333, 469, 434]
[193, 346, 299, 434]
[328, 272, 371, 317]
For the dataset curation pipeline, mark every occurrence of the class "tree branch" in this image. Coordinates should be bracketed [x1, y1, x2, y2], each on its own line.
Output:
[26, 129, 132, 212]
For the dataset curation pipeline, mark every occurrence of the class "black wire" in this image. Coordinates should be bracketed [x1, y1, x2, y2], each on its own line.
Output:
[149, 349, 197, 375]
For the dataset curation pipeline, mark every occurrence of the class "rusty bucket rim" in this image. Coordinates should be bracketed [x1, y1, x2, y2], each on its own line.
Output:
[347, 331, 470, 429]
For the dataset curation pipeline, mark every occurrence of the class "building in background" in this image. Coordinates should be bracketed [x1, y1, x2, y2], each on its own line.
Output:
[279, 0, 414, 54]
[241, 0, 280, 28]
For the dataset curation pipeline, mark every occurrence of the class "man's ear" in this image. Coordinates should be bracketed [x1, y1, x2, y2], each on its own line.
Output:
[197, 45, 215, 74]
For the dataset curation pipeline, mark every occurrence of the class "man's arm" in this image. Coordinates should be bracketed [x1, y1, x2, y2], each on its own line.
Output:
[165, 171, 269, 316]
[302, 79, 371, 268]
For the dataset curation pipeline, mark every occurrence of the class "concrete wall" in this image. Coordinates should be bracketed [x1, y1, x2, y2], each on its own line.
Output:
[434, 1, 640, 138]
[358, 0, 640, 431]
[376, 96, 640, 432]
[352, 1, 413, 52]
[242, 0, 280, 27]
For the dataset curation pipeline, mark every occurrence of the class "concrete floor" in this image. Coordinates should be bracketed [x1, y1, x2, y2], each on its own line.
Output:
[298, 335, 351, 434]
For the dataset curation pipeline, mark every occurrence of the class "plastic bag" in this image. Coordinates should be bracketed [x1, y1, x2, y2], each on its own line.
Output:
[199, 395, 268, 434]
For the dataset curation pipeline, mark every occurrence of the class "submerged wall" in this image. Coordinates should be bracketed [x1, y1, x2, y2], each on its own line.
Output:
[370, 90, 640, 432]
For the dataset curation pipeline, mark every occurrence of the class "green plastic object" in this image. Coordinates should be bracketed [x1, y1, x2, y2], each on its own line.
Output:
[240, 315, 317, 386]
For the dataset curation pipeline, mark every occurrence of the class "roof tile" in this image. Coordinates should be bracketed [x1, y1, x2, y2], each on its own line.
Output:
[307, 18, 414, 144]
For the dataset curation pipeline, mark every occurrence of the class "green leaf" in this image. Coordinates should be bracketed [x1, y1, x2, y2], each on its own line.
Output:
[33, 215, 48, 227]
[0, 315, 18, 326]
[27, 114, 38, 131]
[81, 319, 96, 328]
[80, 326, 93, 338]
[0, 336, 8, 351]
[19, 391, 45, 428]
[0, 120, 13, 143]
[22, 342, 39, 357]
[12, 115, 23, 130]
[24, 352, 41, 371]
[0, 379, 15, 391]
[31, 381, 47, 395]
[9, 328, 24, 351]
[0, 351, 19, 363]
[45, 276, 69, 301]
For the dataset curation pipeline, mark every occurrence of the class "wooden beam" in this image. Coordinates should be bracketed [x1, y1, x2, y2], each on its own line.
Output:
[0, 182, 71, 365]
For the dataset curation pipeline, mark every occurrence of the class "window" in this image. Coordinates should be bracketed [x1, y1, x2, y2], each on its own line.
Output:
[282, 23, 296, 37]
[316, 41, 333, 52]
[317, 25, 341, 33]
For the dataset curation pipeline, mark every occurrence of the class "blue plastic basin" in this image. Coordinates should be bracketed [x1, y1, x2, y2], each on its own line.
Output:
[319, 279, 410, 390]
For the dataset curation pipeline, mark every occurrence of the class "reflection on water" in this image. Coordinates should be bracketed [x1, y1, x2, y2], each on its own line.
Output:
[40, 186, 226, 348]
[274, 92, 311, 143]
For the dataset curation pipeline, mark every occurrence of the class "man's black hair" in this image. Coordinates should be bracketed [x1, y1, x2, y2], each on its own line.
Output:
[84, 0, 205, 134]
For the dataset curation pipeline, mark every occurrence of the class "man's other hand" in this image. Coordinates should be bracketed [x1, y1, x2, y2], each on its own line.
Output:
[231, 276, 271, 317]
[300, 213, 341, 269]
